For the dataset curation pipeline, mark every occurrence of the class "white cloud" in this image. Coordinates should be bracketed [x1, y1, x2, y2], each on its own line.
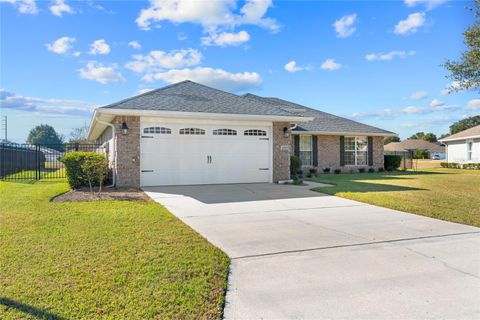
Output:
[409, 91, 428, 100]
[128, 40, 142, 50]
[351, 102, 460, 120]
[141, 67, 262, 92]
[404, 0, 446, 10]
[137, 88, 154, 95]
[351, 108, 398, 120]
[136, 0, 278, 32]
[429, 99, 444, 107]
[125, 48, 202, 73]
[440, 81, 462, 96]
[46, 36, 75, 54]
[89, 39, 111, 55]
[201, 30, 250, 47]
[284, 60, 305, 73]
[321, 59, 342, 71]
[394, 12, 426, 35]
[78, 61, 125, 84]
[467, 99, 480, 110]
[0, 0, 38, 14]
[177, 32, 188, 41]
[333, 14, 357, 38]
[365, 50, 415, 61]
[402, 106, 422, 114]
[50, 0, 75, 17]
[73, 51, 81, 57]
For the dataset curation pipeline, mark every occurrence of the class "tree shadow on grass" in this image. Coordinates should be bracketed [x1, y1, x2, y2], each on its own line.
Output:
[312, 179, 426, 194]
[0, 297, 66, 320]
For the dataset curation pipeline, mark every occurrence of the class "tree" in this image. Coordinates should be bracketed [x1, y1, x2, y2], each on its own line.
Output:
[409, 132, 425, 140]
[27, 124, 64, 149]
[449, 115, 480, 134]
[69, 123, 89, 143]
[422, 133, 437, 143]
[80, 155, 108, 193]
[443, 0, 480, 92]
[384, 136, 400, 144]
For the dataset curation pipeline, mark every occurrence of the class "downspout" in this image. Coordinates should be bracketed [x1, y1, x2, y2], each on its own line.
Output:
[95, 117, 116, 187]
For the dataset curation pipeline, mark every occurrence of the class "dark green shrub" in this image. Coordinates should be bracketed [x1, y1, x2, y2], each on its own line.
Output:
[61, 152, 107, 189]
[440, 162, 447, 168]
[323, 167, 331, 173]
[358, 167, 366, 173]
[309, 167, 317, 175]
[306, 173, 312, 178]
[334, 168, 341, 174]
[384, 155, 401, 171]
[378, 167, 384, 172]
[290, 156, 301, 176]
[81, 156, 109, 193]
[292, 178, 303, 185]
[368, 167, 375, 173]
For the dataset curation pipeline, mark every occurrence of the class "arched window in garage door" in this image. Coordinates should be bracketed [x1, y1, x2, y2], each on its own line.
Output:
[143, 127, 171, 134]
[179, 128, 206, 135]
[244, 129, 267, 136]
[213, 129, 237, 136]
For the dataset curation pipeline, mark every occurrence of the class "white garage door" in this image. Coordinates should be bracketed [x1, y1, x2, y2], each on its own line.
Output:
[140, 121, 272, 186]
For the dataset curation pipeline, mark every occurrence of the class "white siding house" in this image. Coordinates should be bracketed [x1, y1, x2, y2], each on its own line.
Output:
[439, 125, 480, 163]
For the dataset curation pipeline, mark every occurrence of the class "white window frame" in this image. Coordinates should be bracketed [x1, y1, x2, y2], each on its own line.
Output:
[299, 135, 313, 167]
[344, 136, 368, 166]
[466, 139, 473, 161]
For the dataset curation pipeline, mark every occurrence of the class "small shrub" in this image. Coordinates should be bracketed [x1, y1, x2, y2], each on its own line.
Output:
[309, 167, 317, 175]
[440, 162, 447, 168]
[61, 152, 107, 190]
[334, 168, 341, 174]
[290, 156, 301, 175]
[368, 167, 375, 173]
[292, 178, 303, 185]
[81, 156, 108, 193]
[323, 167, 331, 173]
[378, 167, 384, 172]
[384, 155, 401, 171]
[306, 173, 312, 178]
[358, 167, 366, 173]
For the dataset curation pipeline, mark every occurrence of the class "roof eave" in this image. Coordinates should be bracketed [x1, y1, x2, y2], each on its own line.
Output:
[291, 130, 397, 137]
[439, 135, 480, 143]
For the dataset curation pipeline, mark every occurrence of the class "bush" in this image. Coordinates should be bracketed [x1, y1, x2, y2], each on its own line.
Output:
[378, 167, 384, 172]
[384, 155, 402, 171]
[368, 167, 375, 173]
[440, 162, 448, 168]
[306, 173, 312, 178]
[309, 167, 317, 175]
[323, 167, 331, 173]
[358, 167, 366, 173]
[334, 169, 341, 174]
[292, 177, 303, 185]
[81, 156, 109, 193]
[290, 156, 301, 176]
[61, 152, 107, 189]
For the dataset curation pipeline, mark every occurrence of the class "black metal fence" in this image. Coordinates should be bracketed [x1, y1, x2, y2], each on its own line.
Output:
[0, 143, 103, 181]
[385, 151, 413, 170]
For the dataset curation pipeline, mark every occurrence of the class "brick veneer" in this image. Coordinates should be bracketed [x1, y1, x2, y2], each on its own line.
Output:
[272, 122, 291, 182]
[114, 116, 140, 188]
[372, 136, 384, 169]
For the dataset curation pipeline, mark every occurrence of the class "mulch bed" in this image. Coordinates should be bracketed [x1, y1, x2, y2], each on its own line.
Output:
[52, 187, 151, 202]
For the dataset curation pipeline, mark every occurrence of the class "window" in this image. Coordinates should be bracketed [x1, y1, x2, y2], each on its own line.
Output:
[344, 136, 368, 166]
[467, 139, 473, 161]
[244, 129, 267, 136]
[143, 127, 171, 134]
[213, 128, 237, 136]
[299, 135, 313, 166]
[179, 128, 205, 135]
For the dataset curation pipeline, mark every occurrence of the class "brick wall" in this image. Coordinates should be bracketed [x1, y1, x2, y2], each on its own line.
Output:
[272, 122, 291, 182]
[317, 135, 341, 170]
[372, 136, 384, 169]
[114, 116, 140, 188]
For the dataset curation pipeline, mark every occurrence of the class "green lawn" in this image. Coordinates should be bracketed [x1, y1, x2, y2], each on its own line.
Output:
[310, 168, 480, 227]
[0, 180, 229, 319]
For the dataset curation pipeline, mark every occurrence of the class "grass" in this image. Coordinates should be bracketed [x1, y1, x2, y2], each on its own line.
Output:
[0, 180, 229, 319]
[310, 168, 480, 227]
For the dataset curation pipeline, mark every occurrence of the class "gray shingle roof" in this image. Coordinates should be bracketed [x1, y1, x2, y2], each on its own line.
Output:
[243, 94, 395, 135]
[439, 125, 480, 142]
[385, 140, 445, 153]
[100, 80, 296, 117]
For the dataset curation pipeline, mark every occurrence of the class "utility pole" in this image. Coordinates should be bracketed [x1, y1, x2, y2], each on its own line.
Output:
[1, 116, 6, 141]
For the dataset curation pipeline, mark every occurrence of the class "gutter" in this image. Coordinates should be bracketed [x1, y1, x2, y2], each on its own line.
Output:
[94, 116, 116, 188]
[291, 130, 398, 137]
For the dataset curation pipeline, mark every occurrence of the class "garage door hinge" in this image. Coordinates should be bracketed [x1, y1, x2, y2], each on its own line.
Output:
[141, 170, 154, 172]
[259, 138, 269, 140]
[141, 135, 154, 138]
[259, 168, 270, 170]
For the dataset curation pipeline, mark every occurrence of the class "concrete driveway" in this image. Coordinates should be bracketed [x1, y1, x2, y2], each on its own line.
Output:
[143, 183, 480, 319]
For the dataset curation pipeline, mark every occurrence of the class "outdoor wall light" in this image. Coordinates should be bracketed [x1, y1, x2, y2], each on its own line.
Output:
[121, 122, 129, 135]
[283, 127, 290, 138]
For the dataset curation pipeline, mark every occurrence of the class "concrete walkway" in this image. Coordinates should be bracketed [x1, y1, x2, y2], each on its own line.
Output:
[143, 183, 480, 319]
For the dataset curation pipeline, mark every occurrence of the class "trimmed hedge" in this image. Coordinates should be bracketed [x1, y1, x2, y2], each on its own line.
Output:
[61, 152, 107, 189]
[441, 162, 480, 169]
[384, 155, 402, 171]
[290, 156, 301, 176]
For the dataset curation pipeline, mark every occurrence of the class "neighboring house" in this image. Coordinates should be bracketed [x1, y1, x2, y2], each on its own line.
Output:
[384, 139, 446, 159]
[87, 80, 396, 187]
[439, 125, 480, 163]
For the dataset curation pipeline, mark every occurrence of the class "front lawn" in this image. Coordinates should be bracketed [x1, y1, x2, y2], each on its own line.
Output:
[310, 168, 480, 227]
[0, 180, 229, 319]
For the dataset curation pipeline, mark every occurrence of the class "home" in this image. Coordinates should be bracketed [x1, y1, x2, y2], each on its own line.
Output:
[439, 125, 480, 163]
[87, 80, 396, 187]
[384, 139, 446, 159]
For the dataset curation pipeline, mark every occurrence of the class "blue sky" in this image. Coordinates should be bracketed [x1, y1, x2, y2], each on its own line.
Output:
[1, 0, 478, 143]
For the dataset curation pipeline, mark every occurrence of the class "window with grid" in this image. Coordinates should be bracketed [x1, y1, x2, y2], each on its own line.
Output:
[344, 136, 368, 166]
[179, 128, 205, 135]
[213, 129, 237, 136]
[244, 129, 267, 136]
[143, 127, 171, 134]
[299, 135, 313, 166]
[467, 140, 473, 161]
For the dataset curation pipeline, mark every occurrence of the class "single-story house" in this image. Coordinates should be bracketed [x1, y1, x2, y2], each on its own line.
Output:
[87, 80, 396, 187]
[439, 125, 480, 163]
[384, 139, 446, 159]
